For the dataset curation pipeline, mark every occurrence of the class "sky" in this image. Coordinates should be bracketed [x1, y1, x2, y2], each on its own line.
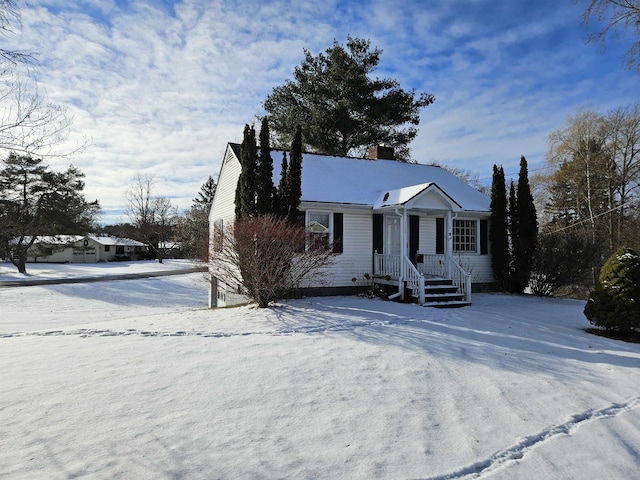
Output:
[2, 0, 638, 224]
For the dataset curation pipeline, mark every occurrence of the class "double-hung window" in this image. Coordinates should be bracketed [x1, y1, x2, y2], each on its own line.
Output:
[306, 211, 344, 253]
[453, 219, 477, 253]
[308, 211, 331, 251]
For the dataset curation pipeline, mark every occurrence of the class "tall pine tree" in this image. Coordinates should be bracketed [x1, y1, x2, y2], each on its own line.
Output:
[192, 176, 216, 212]
[286, 124, 303, 224]
[511, 156, 538, 293]
[275, 151, 288, 218]
[256, 117, 274, 215]
[235, 124, 258, 220]
[508, 180, 518, 292]
[490, 164, 510, 290]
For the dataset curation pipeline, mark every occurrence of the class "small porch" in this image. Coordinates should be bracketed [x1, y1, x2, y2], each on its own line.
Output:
[371, 182, 474, 307]
[373, 252, 471, 307]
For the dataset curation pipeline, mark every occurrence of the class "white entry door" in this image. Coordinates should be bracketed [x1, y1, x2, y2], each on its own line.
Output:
[385, 216, 401, 256]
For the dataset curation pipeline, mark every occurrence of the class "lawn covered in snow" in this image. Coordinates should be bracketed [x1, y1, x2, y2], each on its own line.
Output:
[1, 264, 639, 479]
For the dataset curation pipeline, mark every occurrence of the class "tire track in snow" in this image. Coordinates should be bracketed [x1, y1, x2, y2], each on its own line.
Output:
[422, 396, 640, 480]
[0, 319, 390, 339]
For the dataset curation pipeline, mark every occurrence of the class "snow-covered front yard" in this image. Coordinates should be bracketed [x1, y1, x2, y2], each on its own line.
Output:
[1, 262, 639, 479]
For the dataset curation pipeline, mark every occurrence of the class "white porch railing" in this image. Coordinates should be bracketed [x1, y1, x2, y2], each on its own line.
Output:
[416, 253, 471, 302]
[374, 253, 402, 279]
[373, 252, 425, 303]
[374, 252, 471, 303]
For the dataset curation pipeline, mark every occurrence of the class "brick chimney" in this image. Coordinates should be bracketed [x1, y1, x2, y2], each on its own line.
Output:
[368, 144, 395, 160]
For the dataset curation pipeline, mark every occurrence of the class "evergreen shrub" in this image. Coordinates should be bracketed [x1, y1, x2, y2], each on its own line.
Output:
[584, 246, 640, 332]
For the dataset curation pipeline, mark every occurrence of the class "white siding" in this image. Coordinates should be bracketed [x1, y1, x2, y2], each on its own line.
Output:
[209, 146, 241, 226]
[28, 248, 73, 263]
[208, 146, 247, 307]
[453, 253, 494, 284]
[301, 208, 373, 289]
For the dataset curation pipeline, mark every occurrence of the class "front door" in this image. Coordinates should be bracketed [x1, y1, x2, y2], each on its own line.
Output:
[385, 215, 401, 256]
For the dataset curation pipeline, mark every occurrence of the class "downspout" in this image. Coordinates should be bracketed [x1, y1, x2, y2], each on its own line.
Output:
[447, 211, 456, 279]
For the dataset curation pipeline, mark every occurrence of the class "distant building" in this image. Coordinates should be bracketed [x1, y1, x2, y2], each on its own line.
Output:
[10, 235, 148, 263]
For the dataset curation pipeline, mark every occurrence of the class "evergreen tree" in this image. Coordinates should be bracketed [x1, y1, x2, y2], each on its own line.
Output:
[263, 36, 435, 161]
[235, 124, 258, 220]
[0, 153, 100, 273]
[508, 180, 518, 292]
[256, 117, 274, 215]
[512, 156, 538, 293]
[274, 151, 288, 218]
[490, 164, 510, 290]
[286, 125, 303, 224]
[192, 176, 216, 212]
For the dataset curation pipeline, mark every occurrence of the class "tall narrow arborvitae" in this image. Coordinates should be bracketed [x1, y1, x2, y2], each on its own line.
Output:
[508, 179, 518, 292]
[274, 151, 288, 218]
[512, 155, 538, 293]
[235, 124, 258, 220]
[256, 117, 274, 215]
[286, 124, 303, 224]
[490, 164, 510, 290]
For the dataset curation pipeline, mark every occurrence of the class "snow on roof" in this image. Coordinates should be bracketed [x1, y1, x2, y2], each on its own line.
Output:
[88, 235, 146, 247]
[10, 235, 84, 245]
[373, 182, 464, 209]
[259, 146, 490, 212]
[11, 235, 147, 247]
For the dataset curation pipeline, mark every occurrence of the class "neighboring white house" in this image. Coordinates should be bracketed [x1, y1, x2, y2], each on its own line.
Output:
[13, 235, 148, 263]
[209, 143, 494, 308]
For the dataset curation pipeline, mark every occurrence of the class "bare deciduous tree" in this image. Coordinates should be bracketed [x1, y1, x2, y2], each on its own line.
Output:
[209, 215, 333, 307]
[125, 174, 178, 263]
[0, 1, 87, 158]
[577, 0, 640, 72]
[0, 76, 85, 157]
[545, 106, 640, 251]
[0, 0, 34, 71]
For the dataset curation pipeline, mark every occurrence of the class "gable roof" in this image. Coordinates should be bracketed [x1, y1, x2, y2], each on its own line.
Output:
[231, 144, 490, 212]
[373, 182, 463, 210]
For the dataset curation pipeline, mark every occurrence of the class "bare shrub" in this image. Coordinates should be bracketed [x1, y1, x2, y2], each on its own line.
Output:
[209, 215, 333, 307]
[530, 229, 599, 296]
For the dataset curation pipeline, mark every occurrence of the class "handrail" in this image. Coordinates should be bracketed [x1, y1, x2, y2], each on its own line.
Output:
[402, 255, 425, 304]
[374, 252, 424, 303]
[375, 252, 470, 303]
[417, 253, 471, 302]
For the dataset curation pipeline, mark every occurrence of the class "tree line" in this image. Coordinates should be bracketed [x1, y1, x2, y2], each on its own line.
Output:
[490, 103, 640, 298]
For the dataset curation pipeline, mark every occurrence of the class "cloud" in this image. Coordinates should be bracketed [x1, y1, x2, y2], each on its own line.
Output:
[0, 0, 636, 224]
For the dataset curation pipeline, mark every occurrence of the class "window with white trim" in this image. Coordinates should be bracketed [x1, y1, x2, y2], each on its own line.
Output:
[307, 211, 331, 251]
[453, 219, 477, 253]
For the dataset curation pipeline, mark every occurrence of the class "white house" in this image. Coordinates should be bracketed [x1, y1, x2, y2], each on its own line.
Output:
[209, 144, 494, 308]
[15, 235, 148, 263]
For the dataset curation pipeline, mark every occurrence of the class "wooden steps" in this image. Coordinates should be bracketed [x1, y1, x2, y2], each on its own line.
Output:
[414, 278, 471, 308]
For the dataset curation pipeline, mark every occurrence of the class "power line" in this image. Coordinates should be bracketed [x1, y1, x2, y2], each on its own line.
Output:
[540, 204, 625, 236]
